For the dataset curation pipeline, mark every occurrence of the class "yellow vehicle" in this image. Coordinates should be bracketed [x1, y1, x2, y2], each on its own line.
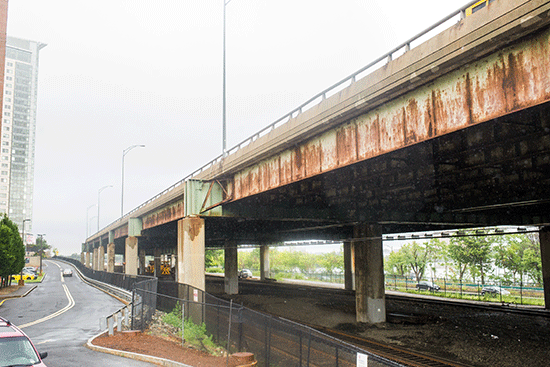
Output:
[11, 273, 35, 281]
[466, 0, 496, 17]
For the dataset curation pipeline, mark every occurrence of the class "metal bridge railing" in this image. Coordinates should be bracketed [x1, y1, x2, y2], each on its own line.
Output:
[95, 0, 483, 237]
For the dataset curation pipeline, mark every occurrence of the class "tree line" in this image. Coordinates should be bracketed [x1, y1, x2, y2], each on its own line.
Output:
[206, 247, 344, 275]
[385, 232, 542, 286]
[0, 214, 25, 288]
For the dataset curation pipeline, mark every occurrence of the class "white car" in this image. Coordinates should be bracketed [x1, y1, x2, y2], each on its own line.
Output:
[238, 269, 253, 279]
[62, 269, 73, 277]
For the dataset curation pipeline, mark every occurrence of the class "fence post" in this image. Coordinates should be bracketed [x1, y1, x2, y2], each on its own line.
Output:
[131, 289, 135, 330]
[237, 305, 243, 352]
[108, 316, 114, 336]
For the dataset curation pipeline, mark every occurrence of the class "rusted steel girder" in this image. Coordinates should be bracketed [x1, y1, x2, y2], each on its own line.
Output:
[232, 25, 550, 201]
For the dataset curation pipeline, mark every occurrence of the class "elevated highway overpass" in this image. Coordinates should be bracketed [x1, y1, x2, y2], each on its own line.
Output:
[84, 0, 550, 323]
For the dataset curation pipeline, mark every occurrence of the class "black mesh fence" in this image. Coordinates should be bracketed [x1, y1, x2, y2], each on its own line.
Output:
[56, 256, 157, 292]
[56, 259, 402, 366]
[138, 281, 404, 367]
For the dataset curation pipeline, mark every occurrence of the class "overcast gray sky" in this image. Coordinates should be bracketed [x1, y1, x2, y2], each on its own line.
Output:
[6, 0, 469, 255]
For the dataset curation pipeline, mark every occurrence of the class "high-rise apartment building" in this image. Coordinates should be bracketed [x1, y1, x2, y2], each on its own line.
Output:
[0, 36, 46, 232]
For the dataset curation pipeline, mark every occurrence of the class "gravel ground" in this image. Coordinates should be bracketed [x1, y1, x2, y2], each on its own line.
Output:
[209, 287, 550, 367]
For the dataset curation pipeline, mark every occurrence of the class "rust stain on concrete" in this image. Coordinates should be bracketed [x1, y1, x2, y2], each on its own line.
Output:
[187, 218, 203, 242]
[230, 28, 550, 202]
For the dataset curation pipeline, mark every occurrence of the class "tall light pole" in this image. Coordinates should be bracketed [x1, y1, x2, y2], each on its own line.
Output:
[86, 204, 96, 238]
[22, 219, 31, 253]
[223, 0, 233, 156]
[37, 234, 45, 274]
[98, 185, 113, 232]
[121, 145, 145, 217]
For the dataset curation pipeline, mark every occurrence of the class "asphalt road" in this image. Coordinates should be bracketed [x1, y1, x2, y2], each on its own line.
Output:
[0, 260, 155, 367]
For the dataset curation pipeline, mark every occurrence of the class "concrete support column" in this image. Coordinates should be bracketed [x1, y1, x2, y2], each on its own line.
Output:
[85, 252, 90, 268]
[344, 241, 355, 291]
[540, 227, 550, 309]
[154, 248, 162, 277]
[93, 247, 99, 270]
[98, 245, 105, 271]
[81, 252, 85, 265]
[354, 223, 386, 324]
[260, 244, 270, 281]
[139, 249, 146, 275]
[177, 216, 205, 291]
[224, 241, 238, 295]
[125, 236, 139, 275]
[107, 243, 115, 272]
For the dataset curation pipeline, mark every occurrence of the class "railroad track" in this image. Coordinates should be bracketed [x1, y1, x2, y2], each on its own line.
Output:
[308, 322, 472, 367]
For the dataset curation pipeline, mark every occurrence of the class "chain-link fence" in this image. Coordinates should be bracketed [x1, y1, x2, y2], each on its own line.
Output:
[133, 281, 404, 367]
[385, 275, 545, 306]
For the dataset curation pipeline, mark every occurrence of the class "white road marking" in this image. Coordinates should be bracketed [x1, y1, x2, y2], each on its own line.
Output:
[18, 262, 76, 329]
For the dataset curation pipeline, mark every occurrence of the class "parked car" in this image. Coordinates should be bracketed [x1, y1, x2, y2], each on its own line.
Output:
[62, 269, 73, 277]
[481, 286, 510, 296]
[11, 272, 36, 281]
[238, 269, 253, 279]
[0, 316, 48, 366]
[416, 281, 440, 291]
[23, 266, 37, 274]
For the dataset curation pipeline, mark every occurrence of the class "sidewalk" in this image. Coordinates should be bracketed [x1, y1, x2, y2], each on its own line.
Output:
[0, 284, 36, 303]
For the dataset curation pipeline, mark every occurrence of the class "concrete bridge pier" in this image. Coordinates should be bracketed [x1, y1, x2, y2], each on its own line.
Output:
[354, 224, 385, 324]
[344, 241, 355, 291]
[107, 242, 115, 273]
[177, 216, 205, 291]
[540, 226, 550, 309]
[92, 247, 98, 270]
[98, 244, 105, 271]
[139, 249, 146, 275]
[153, 248, 161, 277]
[224, 240, 238, 294]
[260, 244, 270, 281]
[85, 250, 90, 269]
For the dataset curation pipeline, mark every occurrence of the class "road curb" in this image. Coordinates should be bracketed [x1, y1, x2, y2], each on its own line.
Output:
[0, 285, 37, 306]
[86, 331, 193, 367]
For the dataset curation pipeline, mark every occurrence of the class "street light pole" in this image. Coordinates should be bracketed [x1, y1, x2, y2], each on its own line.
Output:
[223, 0, 233, 156]
[22, 219, 31, 254]
[121, 145, 145, 217]
[98, 185, 113, 232]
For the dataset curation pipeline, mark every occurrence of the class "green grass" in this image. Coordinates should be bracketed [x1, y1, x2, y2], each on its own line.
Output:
[162, 303, 223, 355]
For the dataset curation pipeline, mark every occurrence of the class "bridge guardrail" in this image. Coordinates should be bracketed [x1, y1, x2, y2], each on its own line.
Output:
[92, 0, 483, 238]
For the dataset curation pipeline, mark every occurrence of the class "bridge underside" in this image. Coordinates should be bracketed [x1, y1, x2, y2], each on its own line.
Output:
[221, 100, 550, 239]
[126, 100, 550, 252]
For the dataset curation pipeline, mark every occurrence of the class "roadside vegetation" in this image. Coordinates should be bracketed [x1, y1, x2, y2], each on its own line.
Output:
[0, 214, 25, 288]
[162, 303, 223, 356]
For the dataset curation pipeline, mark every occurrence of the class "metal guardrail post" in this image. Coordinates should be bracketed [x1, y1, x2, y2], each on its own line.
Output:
[108, 316, 114, 336]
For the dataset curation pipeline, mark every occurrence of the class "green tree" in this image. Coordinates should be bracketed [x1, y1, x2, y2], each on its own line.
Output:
[401, 241, 432, 281]
[205, 249, 224, 268]
[384, 247, 410, 277]
[318, 251, 343, 274]
[494, 233, 542, 285]
[448, 232, 494, 284]
[0, 214, 25, 288]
